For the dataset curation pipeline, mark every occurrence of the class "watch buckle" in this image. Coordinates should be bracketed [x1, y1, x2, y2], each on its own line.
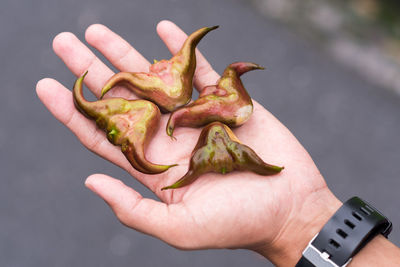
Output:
[302, 234, 352, 267]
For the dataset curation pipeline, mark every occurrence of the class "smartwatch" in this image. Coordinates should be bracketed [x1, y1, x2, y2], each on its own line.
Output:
[295, 196, 392, 267]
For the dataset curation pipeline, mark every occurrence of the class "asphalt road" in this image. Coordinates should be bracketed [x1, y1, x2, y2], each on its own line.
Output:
[1, 0, 399, 266]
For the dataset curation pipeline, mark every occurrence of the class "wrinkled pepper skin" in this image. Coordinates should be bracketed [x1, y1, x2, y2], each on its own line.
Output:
[162, 122, 283, 190]
[73, 72, 177, 174]
[166, 62, 263, 138]
[100, 26, 219, 113]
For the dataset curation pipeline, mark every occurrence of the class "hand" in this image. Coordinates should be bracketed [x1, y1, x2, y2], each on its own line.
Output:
[36, 20, 341, 266]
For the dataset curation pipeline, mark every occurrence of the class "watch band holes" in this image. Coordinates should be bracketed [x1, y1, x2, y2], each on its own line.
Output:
[344, 219, 355, 229]
[352, 211, 363, 221]
[336, 228, 348, 239]
[360, 206, 371, 216]
[364, 205, 374, 213]
[329, 239, 341, 249]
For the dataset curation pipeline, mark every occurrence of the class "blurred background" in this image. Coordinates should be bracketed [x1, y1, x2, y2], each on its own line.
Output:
[1, 0, 399, 266]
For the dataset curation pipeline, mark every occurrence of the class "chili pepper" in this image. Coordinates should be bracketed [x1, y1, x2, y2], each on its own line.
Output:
[166, 62, 263, 139]
[161, 122, 283, 190]
[73, 71, 177, 174]
[99, 25, 219, 113]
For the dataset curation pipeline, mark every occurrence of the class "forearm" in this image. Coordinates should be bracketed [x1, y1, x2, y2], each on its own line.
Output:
[348, 234, 400, 266]
[253, 188, 400, 266]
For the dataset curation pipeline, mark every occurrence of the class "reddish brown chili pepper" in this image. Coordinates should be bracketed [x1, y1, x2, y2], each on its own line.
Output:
[73, 72, 177, 174]
[99, 26, 219, 113]
[162, 122, 283, 190]
[166, 62, 263, 139]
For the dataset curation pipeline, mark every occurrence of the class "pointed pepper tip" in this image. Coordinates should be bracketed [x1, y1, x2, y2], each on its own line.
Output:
[99, 87, 108, 99]
[166, 125, 176, 140]
[161, 177, 184, 190]
[168, 163, 179, 169]
[251, 63, 265, 70]
[161, 184, 175, 190]
[152, 163, 178, 174]
[274, 165, 285, 173]
[207, 25, 219, 31]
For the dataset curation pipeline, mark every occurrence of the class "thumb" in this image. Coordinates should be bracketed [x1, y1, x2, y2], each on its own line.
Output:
[85, 174, 186, 246]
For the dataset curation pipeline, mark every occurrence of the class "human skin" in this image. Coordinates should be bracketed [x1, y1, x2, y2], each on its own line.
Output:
[36, 21, 400, 266]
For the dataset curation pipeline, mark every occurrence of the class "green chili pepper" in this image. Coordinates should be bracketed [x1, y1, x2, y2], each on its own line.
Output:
[166, 62, 263, 139]
[162, 122, 283, 190]
[99, 26, 219, 113]
[73, 71, 177, 174]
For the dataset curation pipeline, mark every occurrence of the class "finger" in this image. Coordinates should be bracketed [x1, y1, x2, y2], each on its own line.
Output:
[85, 24, 150, 72]
[156, 20, 220, 91]
[85, 174, 193, 248]
[52, 32, 133, 100]
[36, 78, 137, 176]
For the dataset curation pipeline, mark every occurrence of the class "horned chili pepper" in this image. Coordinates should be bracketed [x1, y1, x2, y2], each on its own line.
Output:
[73, 71, 177, 174]
[99, 25, 219, 113]
[162, 122, 283, 190]
[166, 62, 263, 139]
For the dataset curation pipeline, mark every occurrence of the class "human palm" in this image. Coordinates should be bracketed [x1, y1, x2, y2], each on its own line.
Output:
[36, 21, 329, 254]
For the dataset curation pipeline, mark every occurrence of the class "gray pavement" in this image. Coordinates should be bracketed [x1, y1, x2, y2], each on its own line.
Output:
[1, 0, 399, 266]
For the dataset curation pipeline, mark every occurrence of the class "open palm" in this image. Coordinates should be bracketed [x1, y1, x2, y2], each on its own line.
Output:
[36, 21, 333, 257]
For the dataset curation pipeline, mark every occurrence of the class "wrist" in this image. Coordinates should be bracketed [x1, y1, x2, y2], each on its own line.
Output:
[254, 187, 342, 266]
[348, 234, 400, 266]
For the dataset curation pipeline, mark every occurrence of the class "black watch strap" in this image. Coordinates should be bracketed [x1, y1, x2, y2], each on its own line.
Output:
[295, 196, 392, 267]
